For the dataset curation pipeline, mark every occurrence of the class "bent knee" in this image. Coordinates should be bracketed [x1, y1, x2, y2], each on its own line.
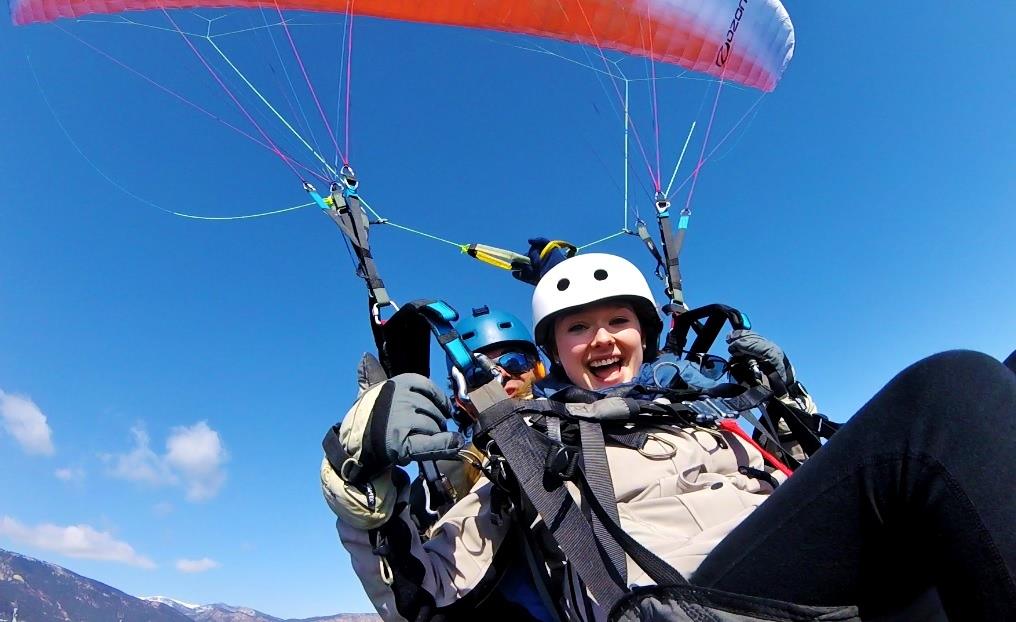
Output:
[888, 349, 1015, 413]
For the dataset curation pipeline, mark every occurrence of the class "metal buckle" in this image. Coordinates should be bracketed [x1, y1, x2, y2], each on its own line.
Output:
[683, 397, 739, 425]
[655, 191, 670, 215]
[338, 165, 358, 193]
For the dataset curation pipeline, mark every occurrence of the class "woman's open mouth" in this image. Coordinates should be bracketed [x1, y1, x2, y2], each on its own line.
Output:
[588, 356, 624, 381]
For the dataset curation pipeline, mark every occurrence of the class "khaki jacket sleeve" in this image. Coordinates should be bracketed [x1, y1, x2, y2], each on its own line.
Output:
[325, 459, 511, 621]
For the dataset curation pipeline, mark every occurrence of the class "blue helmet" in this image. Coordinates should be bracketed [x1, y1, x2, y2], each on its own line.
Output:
[448, 306, 545, 390]
[456, 306, 536, 354]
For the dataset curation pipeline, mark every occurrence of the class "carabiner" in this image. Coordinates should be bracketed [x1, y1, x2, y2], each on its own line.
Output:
[450, 366, 470, 402]
[339, 164, 357, 187]
[654, 192, 670, 215]
[371, 300, 399, 326]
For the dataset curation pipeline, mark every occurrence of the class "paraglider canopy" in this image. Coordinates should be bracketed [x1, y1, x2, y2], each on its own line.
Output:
[11, 0, 794, 93]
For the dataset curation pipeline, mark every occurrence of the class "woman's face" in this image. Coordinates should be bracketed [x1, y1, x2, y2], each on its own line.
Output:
[553, 302, 644, 391]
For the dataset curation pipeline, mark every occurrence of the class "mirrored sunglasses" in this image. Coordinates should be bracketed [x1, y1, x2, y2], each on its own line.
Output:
[491, 351, 537, 375]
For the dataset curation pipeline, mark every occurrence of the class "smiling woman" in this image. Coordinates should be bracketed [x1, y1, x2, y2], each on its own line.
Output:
[532, 253, 665, 390]
[552, 301, 645, 390]
[322, 243, 1016, 621]
[533, 253, 664, 363]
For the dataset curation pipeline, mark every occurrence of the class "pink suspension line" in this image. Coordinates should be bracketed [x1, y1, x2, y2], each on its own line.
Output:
[56, 24, 329, 183]
[342, 0, 355, 164]
[158, 6, 308, 180]
[572, 0, 661, 191]
[645, 9, 662, 190]
[670, 92, 764, 199]
[273, 0, 347, 168]
[680, 68, 727, 212]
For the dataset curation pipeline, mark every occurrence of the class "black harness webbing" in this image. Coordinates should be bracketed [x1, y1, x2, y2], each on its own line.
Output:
[518, 521, 567, 622]
[578, 419, 627, 584]
[477, 399, 629, 608]
[468, 374, 808, 614]
[574, 464, 688, 588]
[477, 399, 713, 614]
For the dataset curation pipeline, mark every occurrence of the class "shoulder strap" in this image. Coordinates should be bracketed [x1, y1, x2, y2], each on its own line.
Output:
[476, 399, 707, 613]
[477, 400, 629, 608]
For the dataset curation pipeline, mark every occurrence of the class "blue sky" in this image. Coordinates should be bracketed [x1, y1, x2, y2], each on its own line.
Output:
[1, 2, 1013, 618]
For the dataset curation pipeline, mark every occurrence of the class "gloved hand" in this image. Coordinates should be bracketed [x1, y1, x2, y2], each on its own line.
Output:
[726, 329, 795, 386]
[511, 237, 574, 286]
[326, 360, 465, 486]
[376, 373, 464, 466]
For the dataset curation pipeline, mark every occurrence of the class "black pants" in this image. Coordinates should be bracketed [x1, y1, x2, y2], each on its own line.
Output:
[692, 350, 1016, 620]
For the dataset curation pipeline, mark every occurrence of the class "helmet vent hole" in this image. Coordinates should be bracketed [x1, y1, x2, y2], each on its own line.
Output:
[556, 278, 571, 291]
[593, 269, 608, 281]
[498, 322, 512, 329]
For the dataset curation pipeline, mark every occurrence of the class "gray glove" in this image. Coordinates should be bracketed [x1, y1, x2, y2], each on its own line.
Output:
[379, 373, 464, 466]
[332, 364, 465, 484]
[726, 329, 794, 386]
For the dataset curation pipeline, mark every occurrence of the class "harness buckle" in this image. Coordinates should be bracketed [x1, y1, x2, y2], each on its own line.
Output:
[683, 397, 739, 425]
[545, 442, 581, 481]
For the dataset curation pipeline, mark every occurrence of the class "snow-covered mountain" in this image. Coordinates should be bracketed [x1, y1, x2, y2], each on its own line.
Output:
[0, 549, 378, 622]
[0, 549, 190, 622]
[142, 597, 283, 622]
[143, 596, 202, 614]
[140, 597, 380, 622]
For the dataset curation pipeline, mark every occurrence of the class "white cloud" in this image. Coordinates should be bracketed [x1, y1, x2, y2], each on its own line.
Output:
[0, 516, 155, 569]
[55, 467, 86, 483]
[164, 422, 228, 502]
[175, 557, 220, 573]
[105, 422, 227, 502]
[104, 426, 177, 487]
[0, 390, 55, 456]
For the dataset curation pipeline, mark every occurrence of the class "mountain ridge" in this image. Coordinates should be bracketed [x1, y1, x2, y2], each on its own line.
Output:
[0, 549, 378, 622]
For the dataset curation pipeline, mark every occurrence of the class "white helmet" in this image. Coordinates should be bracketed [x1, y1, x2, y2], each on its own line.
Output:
[532, 253, 663, 359]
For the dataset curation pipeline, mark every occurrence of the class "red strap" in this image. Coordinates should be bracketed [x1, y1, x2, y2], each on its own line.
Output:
[717, 419, 793, 478]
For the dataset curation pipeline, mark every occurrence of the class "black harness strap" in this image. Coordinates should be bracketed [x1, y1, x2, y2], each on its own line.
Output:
[574, 466, 689, 588]
[477, 401, 706, 616]
[477, 400, 628, 609]
[517, 522, 567, 622]
[578, 419, 627, 585]
[636, 220, 666, 278]
[763, 399, 839, 457]
[546, 415, 562, 443]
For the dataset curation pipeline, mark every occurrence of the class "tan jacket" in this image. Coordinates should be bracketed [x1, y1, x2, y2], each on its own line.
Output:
[322, 418, 779, 621]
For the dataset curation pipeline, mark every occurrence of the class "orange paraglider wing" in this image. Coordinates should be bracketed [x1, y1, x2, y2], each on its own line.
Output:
[11, 0, 793, 92]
